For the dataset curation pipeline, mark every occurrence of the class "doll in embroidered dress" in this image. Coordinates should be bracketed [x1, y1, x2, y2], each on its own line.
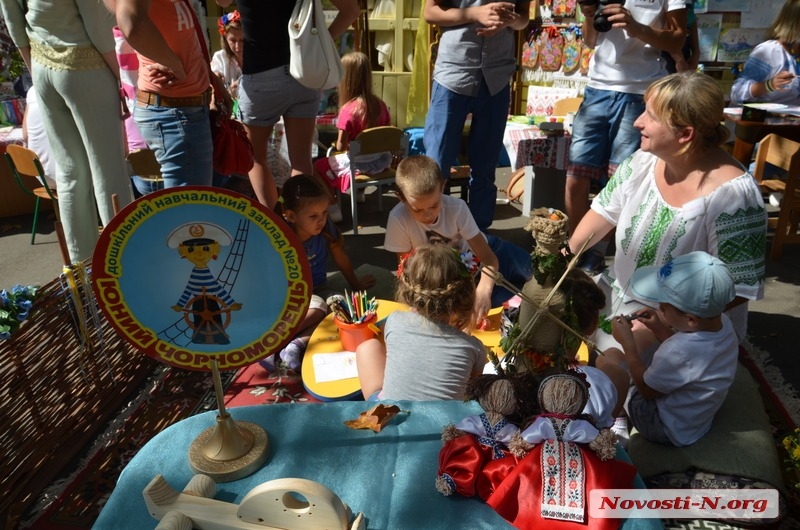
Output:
[486, 371, 636, 530]
[436, 372, 541, 500]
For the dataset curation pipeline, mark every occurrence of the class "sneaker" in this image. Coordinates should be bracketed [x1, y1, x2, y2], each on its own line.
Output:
[356, 189, 366, 203]
[258, 353, 276, 374]
[611, 416, 630, 451]
[327, 203, 343, 223]
[279, 339, 306, 371]
[578, 248, 606, 276]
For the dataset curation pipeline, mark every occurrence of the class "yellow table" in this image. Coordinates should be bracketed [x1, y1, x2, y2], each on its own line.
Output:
[301, 300, 504, 402]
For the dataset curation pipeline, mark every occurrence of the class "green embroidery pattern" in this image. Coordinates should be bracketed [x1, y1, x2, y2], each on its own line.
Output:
[716, 206, 767, 287]
[597, 157, 633, 209]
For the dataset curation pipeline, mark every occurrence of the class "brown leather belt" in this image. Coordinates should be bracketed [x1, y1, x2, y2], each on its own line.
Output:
[136, 89, 210, 108]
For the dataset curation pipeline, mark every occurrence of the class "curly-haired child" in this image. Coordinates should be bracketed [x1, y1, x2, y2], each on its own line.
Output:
[356, 244, 487, 401]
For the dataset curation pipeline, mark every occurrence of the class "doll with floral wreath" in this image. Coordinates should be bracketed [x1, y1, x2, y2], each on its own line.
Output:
[436, 372, 541, 500]
[486, 371, 637, 530]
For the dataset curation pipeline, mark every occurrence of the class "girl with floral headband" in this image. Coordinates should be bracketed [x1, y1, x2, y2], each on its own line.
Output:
[356, 244, 486, 402]
[211, 10, 242, 101]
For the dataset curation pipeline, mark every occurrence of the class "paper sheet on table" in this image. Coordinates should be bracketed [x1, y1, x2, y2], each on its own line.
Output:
[313, 351, 359, 383]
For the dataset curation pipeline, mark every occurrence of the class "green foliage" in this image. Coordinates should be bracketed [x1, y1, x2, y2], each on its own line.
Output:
[0, 285, 39, 340]
[0, 50, 25, 83]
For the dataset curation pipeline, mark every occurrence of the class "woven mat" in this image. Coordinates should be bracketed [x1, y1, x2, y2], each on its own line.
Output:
[18, 366, 234, 529]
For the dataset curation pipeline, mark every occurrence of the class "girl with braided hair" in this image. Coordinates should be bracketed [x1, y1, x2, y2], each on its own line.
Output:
[356, 244, 487, 401]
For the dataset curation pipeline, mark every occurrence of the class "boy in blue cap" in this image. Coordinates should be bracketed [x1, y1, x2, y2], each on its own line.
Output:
[597, 251, 738, 447]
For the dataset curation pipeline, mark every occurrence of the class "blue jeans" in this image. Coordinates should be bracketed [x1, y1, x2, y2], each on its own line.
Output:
[130, 176, 164, 198]
[487, 234, 533, 307]
[134, 104, 213, 187]
[569, 87, 644, 179]
[424, 81, 510, 231]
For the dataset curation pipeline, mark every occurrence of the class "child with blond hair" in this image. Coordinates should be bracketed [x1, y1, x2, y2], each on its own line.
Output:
[384, 155, 532, 323]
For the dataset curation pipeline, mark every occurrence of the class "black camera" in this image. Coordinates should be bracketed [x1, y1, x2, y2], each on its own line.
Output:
[592, 0, 625, 33]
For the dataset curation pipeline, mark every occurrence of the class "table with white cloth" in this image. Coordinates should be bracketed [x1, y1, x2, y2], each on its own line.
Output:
[92, 400, 662, 530]
[502, 122, 571, 216]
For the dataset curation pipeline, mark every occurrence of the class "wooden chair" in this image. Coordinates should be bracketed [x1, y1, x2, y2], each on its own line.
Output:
[344, 126, 409, 235]
[4, 144, 58, 244]
[553, 97, 583, 116]
[126, 148, 162, 183]
[751, 133, 800, 260]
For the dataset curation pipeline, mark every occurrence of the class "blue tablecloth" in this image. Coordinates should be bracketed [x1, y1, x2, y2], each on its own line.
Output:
[93, 400, 662, 529]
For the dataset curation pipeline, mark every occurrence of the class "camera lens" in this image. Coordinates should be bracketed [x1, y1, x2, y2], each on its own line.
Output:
[593, 10, 613, 32]
[593, 0, 624, 33]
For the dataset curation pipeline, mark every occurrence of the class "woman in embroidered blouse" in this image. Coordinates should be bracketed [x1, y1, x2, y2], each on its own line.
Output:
[730, 0, 800, 106]
[569, 72, 767, 345]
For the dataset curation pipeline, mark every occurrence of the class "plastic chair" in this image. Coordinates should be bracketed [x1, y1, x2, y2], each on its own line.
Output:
[553, 97, 583, 116]
[4, 144, 59, 244]
[752, 133, 800, 260]
[344, 126, 409, 235]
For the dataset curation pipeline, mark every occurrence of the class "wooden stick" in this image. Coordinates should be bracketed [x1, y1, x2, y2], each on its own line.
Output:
[54, 221, 71, 266]
[112, 193, 121, 216]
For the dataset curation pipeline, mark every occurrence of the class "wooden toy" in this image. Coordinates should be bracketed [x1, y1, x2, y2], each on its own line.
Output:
[144, 474, 366, 530]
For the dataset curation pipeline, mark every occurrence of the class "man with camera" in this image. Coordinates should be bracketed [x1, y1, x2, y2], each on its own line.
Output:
[566, 0, 687, 273]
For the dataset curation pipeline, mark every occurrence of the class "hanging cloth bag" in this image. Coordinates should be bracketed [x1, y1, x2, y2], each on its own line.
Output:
[288, 0, 344, 90]
[182, 0, 254, 175]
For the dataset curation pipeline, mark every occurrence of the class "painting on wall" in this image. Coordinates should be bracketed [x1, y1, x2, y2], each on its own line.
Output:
[697, 13, 723, 63]
[716, 27, 768, 62]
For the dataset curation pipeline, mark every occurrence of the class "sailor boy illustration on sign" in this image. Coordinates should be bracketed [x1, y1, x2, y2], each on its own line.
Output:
[168, 222, 243, 345]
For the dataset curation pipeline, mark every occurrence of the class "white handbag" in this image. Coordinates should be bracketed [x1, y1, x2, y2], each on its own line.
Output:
[288, 0, 344, 91]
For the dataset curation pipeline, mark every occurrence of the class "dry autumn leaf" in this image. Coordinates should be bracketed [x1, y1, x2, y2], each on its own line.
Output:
[344, 404, 401, 432]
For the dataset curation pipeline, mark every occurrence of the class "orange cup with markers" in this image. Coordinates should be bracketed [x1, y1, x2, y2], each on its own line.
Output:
[335, 314, 377, 352]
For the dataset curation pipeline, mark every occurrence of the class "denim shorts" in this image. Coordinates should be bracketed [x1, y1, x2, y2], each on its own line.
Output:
[568, 86, 645, 177]
[238, 66, 321, 127]
[626, 388, 672, 445]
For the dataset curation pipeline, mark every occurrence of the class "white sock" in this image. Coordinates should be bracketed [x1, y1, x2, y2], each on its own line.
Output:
[611, 416, 630, 450]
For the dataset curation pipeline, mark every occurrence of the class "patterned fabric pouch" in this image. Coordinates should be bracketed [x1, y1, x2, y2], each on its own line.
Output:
[538, 27, 564, 72]
[580, 44, 594, 75]
[551, 0, 577, 18]
[562, 27, 581, 74]
[521, 26, 540, 69]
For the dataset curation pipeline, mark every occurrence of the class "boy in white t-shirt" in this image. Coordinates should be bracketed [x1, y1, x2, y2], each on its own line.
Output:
[598, 251, 739, 447]
[384, 155, 532, 325]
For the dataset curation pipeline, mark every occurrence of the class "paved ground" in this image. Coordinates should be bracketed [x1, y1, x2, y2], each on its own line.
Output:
[1, 168, 798, 393]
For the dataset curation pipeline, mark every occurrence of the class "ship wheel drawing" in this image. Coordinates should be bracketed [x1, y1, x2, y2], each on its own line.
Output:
[181, 288, 235, 345]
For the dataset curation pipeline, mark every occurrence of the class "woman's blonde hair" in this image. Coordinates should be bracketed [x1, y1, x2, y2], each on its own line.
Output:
[643, 72, 730, 155]
[395, 245, 476, 331]
[338, 52, 385, 129]
[769, 0, 800, 43]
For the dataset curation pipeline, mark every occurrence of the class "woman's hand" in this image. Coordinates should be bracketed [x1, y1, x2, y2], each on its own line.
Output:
[768, 70, 796, 91]
[146, 63, 184, 87]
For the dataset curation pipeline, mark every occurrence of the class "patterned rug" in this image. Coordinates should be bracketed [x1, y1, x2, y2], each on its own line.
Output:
[657, 340, 800, 530]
